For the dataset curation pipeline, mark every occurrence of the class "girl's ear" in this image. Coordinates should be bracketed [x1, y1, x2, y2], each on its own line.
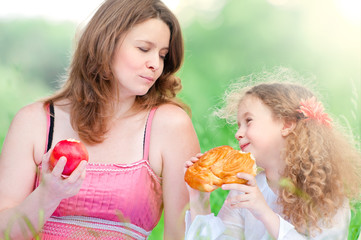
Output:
[281, 120, 296, 137]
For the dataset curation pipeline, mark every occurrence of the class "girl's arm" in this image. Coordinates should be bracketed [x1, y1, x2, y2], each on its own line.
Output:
[0, 103, 86, 239]
[154, 104, 200, 240]
[184, 153, 212, 221]
[222, 173, 351, 240]
[184, 155, 243, 239]
[185, 189, 245, 240]
[222, 172, 280, 238]
[277, 200, 350, 240]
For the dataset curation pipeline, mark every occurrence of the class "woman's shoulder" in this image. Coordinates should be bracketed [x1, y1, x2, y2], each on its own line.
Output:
[155, 103, 189, 115]
[10, 102, 48, 142]
[151, 103, 197, 144]
[154, 103, 192, 126]
[12, 101, 47, 126]
[6, 101, 48, 164]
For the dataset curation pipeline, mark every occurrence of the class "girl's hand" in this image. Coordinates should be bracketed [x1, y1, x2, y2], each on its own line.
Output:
[221, 172, 272, 221]
[184, 153, 203, 169]
[184, 153, 211, 219]
[184, 153, 208, 198]
[39, 151, 87, 202]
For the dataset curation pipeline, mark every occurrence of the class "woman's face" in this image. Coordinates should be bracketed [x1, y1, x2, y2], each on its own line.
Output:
[235, 96, 286, 170]
[112, 18, 170, 97]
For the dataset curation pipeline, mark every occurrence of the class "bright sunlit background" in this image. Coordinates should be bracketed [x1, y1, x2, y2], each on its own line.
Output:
[0, 0, 182, 23]
[0, 0, 360, 239]
[1, 0, 360, 25]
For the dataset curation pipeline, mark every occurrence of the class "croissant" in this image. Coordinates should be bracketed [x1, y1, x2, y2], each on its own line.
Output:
[184, 146, 256, 192]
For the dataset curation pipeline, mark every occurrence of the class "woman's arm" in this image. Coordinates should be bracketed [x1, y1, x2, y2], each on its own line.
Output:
[0, 102, 86, 239]
[153, 104, 200, 240]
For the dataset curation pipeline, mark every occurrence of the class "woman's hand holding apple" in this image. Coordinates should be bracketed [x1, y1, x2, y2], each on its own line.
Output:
[49, 139, 89, 176]
[39, 139, 88, 202]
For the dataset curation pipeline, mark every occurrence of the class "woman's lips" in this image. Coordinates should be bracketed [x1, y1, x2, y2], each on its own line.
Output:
[140, 75, 154, 82]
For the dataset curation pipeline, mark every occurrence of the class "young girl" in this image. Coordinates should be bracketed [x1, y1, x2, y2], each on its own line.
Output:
[185, 68, 361, 239]
[0, 0, 200, 239]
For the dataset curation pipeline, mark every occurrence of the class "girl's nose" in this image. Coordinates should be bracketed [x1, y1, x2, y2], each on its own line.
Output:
[235, 127, 244, 140]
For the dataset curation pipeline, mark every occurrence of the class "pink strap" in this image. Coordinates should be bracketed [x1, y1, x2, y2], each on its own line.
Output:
[36, 104, 51, 188]
[143, 107, 157, 160]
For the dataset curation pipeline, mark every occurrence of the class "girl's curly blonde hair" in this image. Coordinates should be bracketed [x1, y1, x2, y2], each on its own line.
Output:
[216, 67, 361, 235]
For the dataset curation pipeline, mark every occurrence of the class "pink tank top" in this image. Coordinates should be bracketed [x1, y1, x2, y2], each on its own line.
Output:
[35, 105, 163, 239]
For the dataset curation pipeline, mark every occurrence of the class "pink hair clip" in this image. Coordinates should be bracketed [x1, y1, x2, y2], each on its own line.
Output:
[297, 96, 332, 127]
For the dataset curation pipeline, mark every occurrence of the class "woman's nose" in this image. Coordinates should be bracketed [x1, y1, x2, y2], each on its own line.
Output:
[146, 53, 160, 71]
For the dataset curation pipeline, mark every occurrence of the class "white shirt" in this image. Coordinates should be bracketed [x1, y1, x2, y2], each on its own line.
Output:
[185, 171, 350, 240]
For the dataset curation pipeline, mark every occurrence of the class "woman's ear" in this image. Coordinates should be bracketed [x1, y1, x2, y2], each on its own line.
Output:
[281, 121, 296, 137]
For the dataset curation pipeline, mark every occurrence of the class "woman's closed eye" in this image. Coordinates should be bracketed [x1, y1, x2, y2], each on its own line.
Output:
[160, 53, 167, 60]
[138, 47, 149, 52]
[138, 47, 167, 60]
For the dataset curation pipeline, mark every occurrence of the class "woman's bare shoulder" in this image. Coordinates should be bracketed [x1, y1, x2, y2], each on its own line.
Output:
[0, 101, 48, 208]
[3, 101, 47, 149]
[13, 101, 47, 122]
[152, 103, 198, 145]
[154, 103, 192, 125]
[9, 101, 49, 161]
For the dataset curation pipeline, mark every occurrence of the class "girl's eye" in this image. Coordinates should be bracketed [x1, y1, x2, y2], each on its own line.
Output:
[246, 118, 253, 124]
[160, 54, 167, 60]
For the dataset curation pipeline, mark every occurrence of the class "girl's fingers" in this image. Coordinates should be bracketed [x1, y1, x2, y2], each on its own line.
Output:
[236, 172, 257, 186]
[190, 156, 200, 163]
[222, 183, 251, 192]
[185, 153, 204, 168]
[185, 160, 194, 168]
[227, 193, 251, 205]
[228, 201, 248, 209]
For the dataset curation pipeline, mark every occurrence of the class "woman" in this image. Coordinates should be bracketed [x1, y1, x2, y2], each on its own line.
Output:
[0, 0, 200, 239]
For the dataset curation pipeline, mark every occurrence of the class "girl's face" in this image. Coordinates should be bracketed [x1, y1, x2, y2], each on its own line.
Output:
[235, 96, 286, 170]
[112, 18, 170, 98]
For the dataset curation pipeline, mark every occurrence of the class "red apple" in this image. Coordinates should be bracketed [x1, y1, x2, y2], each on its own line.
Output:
[49, 139, 89, 176]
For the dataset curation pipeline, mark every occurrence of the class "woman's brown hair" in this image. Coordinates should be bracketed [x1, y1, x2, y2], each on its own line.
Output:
[44, 0, 185, 144]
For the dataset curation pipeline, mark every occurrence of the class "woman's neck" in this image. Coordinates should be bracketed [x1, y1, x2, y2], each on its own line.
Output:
[113, 95, 137, 119]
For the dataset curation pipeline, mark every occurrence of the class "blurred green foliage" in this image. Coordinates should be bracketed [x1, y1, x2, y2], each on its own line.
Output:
[0, 19, 75, 88]
[0, 0, 360, 239]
